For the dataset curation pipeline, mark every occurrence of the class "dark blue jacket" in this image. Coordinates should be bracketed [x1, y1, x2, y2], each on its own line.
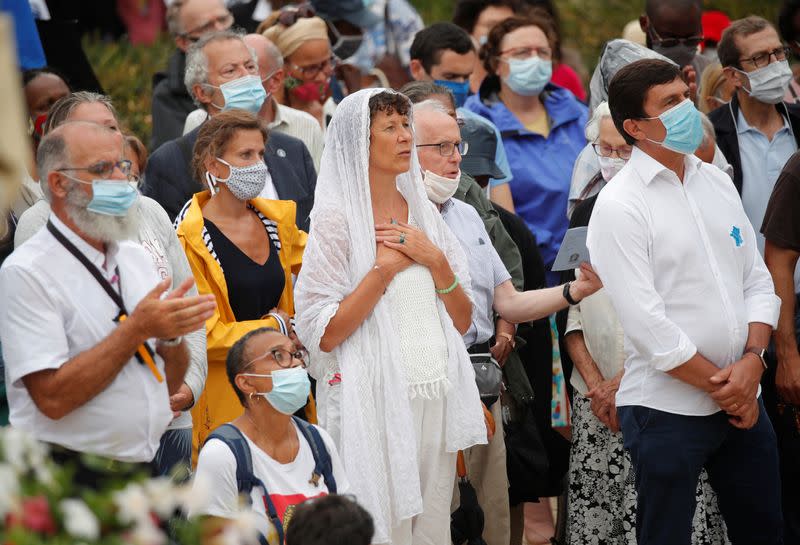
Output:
[465, 78, 588, 285]
[141, 126, 316, 231]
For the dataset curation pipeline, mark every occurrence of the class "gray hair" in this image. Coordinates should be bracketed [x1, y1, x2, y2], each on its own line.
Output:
[166, 0, 186, 36]
[585, 101, 611, 142]
[43, 91, 118, 135]
[184, 29, 256, 107]
[263, 39, 284, 71]
[413, 99, 452, 117]
[37, 131, 71, 203]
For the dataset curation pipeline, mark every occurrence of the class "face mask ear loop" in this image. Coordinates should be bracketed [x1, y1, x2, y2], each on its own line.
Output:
[782, 102, 797, 145]
[205, 171, 218, 196]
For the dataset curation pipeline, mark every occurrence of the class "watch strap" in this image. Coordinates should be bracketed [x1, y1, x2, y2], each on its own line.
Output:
[563, 282, 580, 305]
[745, 347, 768, 370]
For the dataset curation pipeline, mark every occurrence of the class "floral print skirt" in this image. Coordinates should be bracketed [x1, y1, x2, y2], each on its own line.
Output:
[565, 394, 730, 545]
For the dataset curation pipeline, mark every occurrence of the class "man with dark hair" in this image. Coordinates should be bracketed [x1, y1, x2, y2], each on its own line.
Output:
[409, 23, 515, 212]
[639, 0, 708, 99]
[285, 495, 374, 545]
[590, 57, 783, 545]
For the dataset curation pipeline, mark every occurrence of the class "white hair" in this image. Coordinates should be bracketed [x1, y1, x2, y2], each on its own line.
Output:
[184, 29, 257, 107]
[585, 101, 611, 142]
[413, 99, 452, 117]
[64, 181, 141, 242]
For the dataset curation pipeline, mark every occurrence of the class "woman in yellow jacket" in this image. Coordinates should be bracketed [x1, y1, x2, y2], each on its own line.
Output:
[174, 110, 307, 456]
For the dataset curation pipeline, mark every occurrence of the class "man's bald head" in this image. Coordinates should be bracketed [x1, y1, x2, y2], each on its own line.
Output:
[413, 100, 459, 143]
[245, 33, 284, 76]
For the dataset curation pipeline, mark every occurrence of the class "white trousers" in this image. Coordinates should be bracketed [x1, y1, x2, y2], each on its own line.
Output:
[390, 396, 456, 545]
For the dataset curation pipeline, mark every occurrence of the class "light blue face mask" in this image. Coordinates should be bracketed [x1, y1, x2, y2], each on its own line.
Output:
[503, 56, 552, 97]
[210, 74, 267, 114]
[435, 79, 470, 108]
[63, 175, 140, 216]
[245, 367, 311, 415]
[643, 98, 704, 155]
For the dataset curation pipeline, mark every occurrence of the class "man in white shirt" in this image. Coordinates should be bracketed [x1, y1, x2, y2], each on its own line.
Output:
[0, 122, 216, 478]
[588, 58, 783, 545]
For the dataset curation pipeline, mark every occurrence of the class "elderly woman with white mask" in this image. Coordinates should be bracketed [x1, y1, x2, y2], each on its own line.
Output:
[561, 103, 729, 545]
[294, 88, 485, 545]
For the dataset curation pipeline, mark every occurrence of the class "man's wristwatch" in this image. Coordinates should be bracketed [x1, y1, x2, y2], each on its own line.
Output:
[744, 347, 768, 370]
[563, 281, 581, 305]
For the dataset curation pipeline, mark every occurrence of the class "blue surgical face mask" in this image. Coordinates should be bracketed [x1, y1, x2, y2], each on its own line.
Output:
[210, 74, 267, 114]
[642, 98, 704, 155]
[435, 79, 470, 108]
[63, 175, 139, 216]
[246, 367, 311, 415]
[502, 56, 552, 97]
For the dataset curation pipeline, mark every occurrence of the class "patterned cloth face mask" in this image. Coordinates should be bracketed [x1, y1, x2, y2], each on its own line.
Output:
[205, 158, 268, 201]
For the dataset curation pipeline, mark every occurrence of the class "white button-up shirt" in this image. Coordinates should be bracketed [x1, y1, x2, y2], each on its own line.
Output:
[587, 147, 780, 416]
[0, 215, 173, 462]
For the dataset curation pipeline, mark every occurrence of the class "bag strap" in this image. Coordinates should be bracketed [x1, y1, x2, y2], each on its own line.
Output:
[207, 424, 286, 544]
[292, 416, 337, 494]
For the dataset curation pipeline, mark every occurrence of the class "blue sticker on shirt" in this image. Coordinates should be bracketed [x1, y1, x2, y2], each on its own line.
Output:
[730, 226, 743, 247]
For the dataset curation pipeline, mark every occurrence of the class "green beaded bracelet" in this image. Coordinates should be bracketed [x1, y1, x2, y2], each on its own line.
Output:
[435, 275, 459, 295]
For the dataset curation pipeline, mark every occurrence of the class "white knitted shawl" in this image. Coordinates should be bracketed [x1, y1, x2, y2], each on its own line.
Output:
[294, 88, 486, 544]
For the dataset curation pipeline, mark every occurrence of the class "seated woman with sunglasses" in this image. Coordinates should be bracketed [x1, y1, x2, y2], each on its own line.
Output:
[174, 110, 307, 456]
[192, 327, 349, 544]
[464, 15, 588, 286]
[260, 6, 337, 128]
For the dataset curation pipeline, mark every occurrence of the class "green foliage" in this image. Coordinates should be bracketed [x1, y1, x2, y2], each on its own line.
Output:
[83, 33, 173, 146]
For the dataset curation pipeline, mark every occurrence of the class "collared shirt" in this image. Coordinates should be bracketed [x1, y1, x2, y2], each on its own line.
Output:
[587, 147, 780, 416]
[0, 214, 172, 462]
[441, 198, 511, 347]
[182, 99, 325, 172]
[737, 108, 797, 257]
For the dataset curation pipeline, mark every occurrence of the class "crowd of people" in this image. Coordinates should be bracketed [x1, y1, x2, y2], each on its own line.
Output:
[2, 0, 800, 544]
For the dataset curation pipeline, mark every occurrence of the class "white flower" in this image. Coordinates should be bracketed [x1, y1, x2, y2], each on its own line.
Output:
[113, 483, 151, 525]
[2, 428, 28, 472]
[0, 463, 20, 516]
[128, 519, 166, 545]
[60, 498, 100, 540]
[230, 509, 263, 545]
[176, 473, 210, 516]
[144, 477, 178, 519]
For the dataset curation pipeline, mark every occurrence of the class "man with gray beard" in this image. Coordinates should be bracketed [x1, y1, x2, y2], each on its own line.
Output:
[0, 122, 216, 481]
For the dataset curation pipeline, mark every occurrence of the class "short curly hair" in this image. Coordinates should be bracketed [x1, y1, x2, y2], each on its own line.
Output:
[368, 91, 411, 122]
[191, 109, 268, 186]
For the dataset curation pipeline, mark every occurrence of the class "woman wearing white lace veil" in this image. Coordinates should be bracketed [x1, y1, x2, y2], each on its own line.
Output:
[294, 88, 487, 545]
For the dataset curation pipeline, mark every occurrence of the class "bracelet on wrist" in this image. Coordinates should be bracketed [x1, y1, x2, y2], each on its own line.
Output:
[156, 336, 183, 348]
[563, 281, 581, 305]
[435, 275, 459, 295]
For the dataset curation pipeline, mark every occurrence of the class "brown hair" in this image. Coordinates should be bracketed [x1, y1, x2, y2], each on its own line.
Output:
[717, 16, 774, 69]
[191, 110, 268, 184]
[124, 134, 148, 173]
[368, 91, 411, 122]
[479, 15, 558, 76]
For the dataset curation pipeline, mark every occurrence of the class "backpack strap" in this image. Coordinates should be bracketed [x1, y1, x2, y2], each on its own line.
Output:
[292, 416, 337, 494]
[206, 424, 286, 544]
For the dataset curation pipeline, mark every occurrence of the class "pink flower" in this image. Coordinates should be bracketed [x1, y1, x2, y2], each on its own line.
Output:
[5, 496, 57, 535]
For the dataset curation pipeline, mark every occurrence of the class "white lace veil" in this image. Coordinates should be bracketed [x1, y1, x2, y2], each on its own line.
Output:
[294, 88, 486, 543]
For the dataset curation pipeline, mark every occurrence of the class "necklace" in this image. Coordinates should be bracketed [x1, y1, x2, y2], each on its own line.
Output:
[245, 411, 297, 463]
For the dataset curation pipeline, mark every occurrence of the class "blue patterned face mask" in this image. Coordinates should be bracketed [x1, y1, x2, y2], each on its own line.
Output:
[209, 74, 267, 114]
[63, 175, 139, 216]
[643, 99, 704, 155]
[435, 79, 470, 108]
[502, 56, 552, 97]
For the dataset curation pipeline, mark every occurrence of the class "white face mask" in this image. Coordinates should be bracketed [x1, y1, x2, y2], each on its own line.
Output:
[597, 155, 626, 182]
[423, 169, 460, 204]
[737, 60, 793, 105]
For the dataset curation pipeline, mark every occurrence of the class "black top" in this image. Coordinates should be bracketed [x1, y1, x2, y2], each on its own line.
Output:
[204, 218, 286, 322]
[762, 150, 800, 252]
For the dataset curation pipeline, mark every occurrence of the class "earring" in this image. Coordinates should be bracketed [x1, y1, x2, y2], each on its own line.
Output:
[249, 391, 257, 401]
